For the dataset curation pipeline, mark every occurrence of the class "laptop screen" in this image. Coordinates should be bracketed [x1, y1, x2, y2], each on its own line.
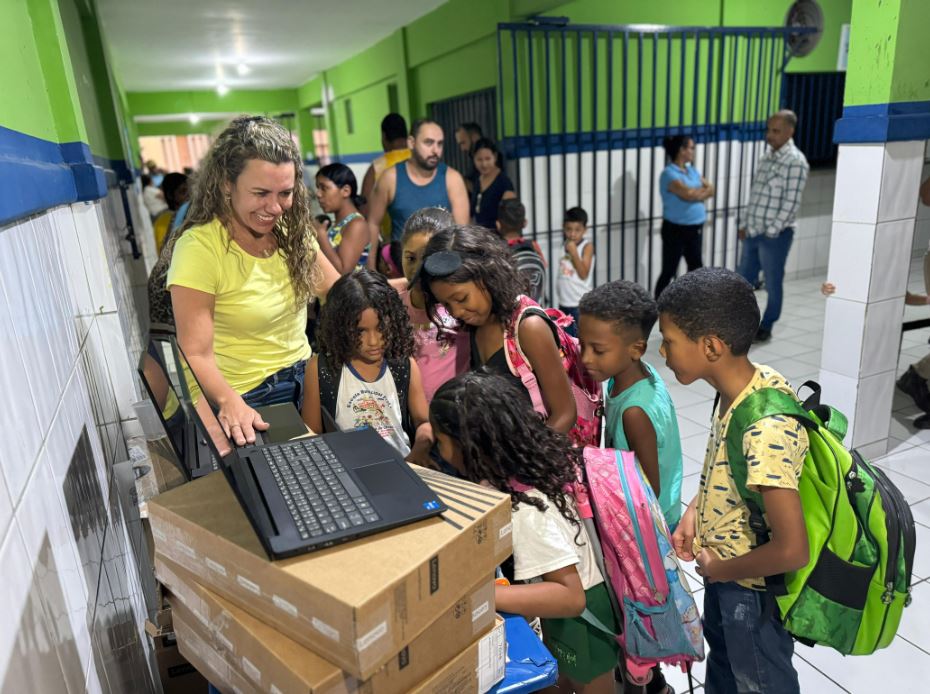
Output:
[139, 337, 232, 465]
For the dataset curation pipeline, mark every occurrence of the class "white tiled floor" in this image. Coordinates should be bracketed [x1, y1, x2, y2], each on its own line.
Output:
[646, 258, 930, 693]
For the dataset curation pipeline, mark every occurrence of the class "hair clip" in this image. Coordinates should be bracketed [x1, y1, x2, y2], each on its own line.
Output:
[422, 251, 463, 278]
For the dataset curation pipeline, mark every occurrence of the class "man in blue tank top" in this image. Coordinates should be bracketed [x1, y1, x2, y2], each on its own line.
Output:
[366, 119, 470, 272]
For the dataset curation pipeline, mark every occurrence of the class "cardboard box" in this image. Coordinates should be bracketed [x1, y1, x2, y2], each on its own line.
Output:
[173, 603, 506, 694]
[148, 466, 512, 678]
[152, 630, 209, 694]
[158, 555, 497, 694]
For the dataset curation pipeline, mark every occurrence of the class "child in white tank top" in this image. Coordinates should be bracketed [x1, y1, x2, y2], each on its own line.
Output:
[302, 270, 433, 464]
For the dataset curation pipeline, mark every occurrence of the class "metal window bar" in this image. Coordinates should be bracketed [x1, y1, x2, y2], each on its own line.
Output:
[499, 22, 815, 293]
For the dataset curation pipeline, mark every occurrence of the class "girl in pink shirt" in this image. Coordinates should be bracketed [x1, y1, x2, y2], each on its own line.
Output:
[399, 208, 470, 401]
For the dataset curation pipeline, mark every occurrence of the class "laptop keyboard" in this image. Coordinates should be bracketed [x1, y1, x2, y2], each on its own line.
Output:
[266, 439, 381, 540]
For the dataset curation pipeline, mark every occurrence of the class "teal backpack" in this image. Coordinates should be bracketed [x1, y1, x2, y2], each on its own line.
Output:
[724, 381, 915, 655]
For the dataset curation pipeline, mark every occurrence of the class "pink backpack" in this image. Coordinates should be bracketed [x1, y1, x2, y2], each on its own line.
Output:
[575, 447, 704, 685]
[503, 295, 601, 447]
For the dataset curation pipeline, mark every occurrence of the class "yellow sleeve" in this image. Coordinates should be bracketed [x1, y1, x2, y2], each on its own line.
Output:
[166, 229, 221, 295]
[742, 414, 808, 493]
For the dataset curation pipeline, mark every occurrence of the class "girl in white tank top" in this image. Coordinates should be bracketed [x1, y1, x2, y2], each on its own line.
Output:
[302, 270, 434, 464]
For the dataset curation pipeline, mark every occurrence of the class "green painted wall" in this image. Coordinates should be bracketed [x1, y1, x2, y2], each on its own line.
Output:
[844, 0, 930, 106]
[57, 0, 124, 159]
[2, 0, 133, 170]
[136, 119, 232, 138]
[3, 0, 64, 142]
[409, 34, 499, 117]
[724, 0, 852, 73]
[549, 0, 718, 25]
[127, 89, 299, 118]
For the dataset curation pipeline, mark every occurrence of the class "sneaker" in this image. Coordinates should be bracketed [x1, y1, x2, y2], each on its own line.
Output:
[754, 327, 772, 343]
[915, 414, 930, 430]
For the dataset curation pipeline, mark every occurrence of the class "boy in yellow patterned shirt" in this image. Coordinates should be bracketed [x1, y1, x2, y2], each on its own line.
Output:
[657, 268, 809, 694]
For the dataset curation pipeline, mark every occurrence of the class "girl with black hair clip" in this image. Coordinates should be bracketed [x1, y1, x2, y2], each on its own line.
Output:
[302, 269, 433, 465]
[430, 372, 619, 694]
[419, 225, 577, 434]
[314, 163, 372, 274]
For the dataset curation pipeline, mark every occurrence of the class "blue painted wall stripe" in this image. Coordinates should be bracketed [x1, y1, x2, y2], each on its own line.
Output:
[500, 120, 769, 158]
[833, 100, 930, 143]
[0, 125, 131, 227]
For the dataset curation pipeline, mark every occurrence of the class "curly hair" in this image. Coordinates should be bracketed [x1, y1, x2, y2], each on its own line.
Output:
[657, 267, 760, 356]
[430, 372, 583, 540]
[579, 279, 658, 339]
[317, 269, 415, 370]
[169, 115, 320, 305]
[419, 225, 528, 331]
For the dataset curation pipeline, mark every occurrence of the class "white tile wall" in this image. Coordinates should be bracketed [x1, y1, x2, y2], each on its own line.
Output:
[861, 298, 908, 377]
[820, 139, 929, 452]
[820, 296, 866, 378]
[833, 144, 884, 225]
[878, 140, 925, 223]
[0, 188, 154, 693]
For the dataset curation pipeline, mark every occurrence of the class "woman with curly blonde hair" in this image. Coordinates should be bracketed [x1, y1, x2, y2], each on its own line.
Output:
[167, 115, 339, 445]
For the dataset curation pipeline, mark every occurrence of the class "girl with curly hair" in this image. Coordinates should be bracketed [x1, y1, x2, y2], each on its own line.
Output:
[430, 372, 619, 693]
[302, 269, 433, 463]
[167, 116, 339, 446]
[418, 225, 576, 432]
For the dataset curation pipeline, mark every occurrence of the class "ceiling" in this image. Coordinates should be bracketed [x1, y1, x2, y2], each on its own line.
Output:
[95, 0, 448, 92]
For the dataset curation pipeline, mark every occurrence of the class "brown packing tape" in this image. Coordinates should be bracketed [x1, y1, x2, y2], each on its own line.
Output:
[174, 598, 506, 694]
[148, 466, 512, 679]
[158, 555, 497, 694]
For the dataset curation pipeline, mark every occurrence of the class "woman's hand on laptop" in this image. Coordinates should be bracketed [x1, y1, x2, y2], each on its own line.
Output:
[217, 394, 270, 446]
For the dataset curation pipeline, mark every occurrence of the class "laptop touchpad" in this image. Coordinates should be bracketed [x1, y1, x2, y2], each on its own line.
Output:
[354, 462, 408, 497]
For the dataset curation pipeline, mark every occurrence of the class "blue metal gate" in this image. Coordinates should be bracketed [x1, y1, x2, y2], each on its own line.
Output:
[497, 20, 812, 296]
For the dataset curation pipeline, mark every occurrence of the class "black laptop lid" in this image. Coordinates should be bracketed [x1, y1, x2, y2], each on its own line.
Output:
[138, 336, 222, 474]
[165, 338, 280, 540]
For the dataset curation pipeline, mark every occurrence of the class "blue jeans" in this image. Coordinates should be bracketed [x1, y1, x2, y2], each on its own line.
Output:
[738, 229, 794, 330]
[703, 582, 798, 694]
[559, 305, 580, 338]
[241, 360, 306, 410]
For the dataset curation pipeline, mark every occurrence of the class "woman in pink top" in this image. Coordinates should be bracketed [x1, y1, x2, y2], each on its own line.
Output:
[399, 208, 470, 401]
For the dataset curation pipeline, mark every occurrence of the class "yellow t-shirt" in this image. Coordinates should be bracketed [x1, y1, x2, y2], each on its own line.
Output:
[694, 364, 809, 590]
[165, 218, 312, 395]
[153, 210, 174, 253]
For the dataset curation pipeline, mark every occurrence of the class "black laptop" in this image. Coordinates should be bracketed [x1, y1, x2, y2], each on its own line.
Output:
[168, 338, 446, 559]
[138, 337, 218, 480]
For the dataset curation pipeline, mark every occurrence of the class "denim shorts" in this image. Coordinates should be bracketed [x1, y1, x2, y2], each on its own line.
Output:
[241, 360, 306, 410]
[703, 581, 799, 694]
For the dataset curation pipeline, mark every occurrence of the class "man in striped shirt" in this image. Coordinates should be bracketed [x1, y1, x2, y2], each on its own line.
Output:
[738, 110, 809, 343]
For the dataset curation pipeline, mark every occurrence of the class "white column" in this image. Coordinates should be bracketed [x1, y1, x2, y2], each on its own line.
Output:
[819, 141, 926, 457]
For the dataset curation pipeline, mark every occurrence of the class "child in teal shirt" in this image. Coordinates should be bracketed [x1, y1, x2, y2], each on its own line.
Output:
[578, 280, 683, 528]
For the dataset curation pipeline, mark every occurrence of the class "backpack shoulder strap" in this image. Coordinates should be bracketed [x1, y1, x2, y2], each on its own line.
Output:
[503, 296, 551, 414]
[317, 353, 341, 429]
[725, 387, 815, 595]
[389, 357, 414, 441]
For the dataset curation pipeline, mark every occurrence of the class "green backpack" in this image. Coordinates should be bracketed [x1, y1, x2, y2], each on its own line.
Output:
[724, 381, 916, 655]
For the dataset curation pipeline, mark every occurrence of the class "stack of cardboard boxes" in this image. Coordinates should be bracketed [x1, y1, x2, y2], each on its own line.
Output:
[148, 466, 513, 693]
